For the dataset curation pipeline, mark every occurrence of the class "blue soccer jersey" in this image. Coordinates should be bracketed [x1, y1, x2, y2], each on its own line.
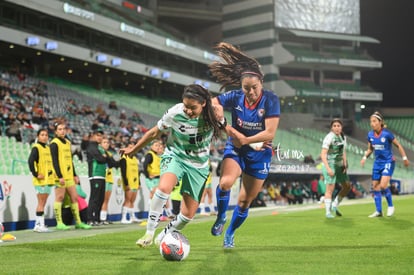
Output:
[217, 89, 280, 178]
[218, 89, 280, 138]
[367, 128, 395, 165]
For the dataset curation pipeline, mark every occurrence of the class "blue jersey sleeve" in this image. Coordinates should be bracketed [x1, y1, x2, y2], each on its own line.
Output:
[217, 90, 239, 109]
[263, 91, 280, 118]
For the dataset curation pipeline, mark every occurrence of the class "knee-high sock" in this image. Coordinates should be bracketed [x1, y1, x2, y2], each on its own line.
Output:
[121, 206, 128, 220]
[226, 205, 249, 236]
[70, 203, 82, 224]
[199, 203, 206, 213]
[35, 211, 44, 226]
[100, 210, 107, 221]
[332, 194, 343, 208]
[324, 199, 332, 215]
[54, 202, 63, 224]
[146, 189, 169, 235]
[208, 203, 216, 213]
[128, 208, 136, 220]
[157, 213, 192, 242]
[216, 186, 230, 220]
[383, 187, 393, 207]
[373, 191, 382, 213]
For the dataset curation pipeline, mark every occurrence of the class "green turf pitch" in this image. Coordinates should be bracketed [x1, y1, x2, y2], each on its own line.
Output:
[1, 196, 414, 274]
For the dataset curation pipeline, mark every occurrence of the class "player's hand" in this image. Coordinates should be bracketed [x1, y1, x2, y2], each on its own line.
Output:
[403, 159, 410, 167]
[119, 147, 132, 157]
[213, 104, 224, 121]
[263, 141, 273, 150]
[37, 174, 45, 180]
[360, 159, 366, 167]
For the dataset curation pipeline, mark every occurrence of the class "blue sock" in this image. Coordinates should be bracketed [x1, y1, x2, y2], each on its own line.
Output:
[226, 205, 249, 236]
[373, 191, 382, 213]
[383, 187, 393, 207]
[216, 186, 230, 220]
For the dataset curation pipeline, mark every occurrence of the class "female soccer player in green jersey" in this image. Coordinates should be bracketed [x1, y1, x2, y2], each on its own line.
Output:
[120, 84, 224, 247]
[320, 118, 351, 218]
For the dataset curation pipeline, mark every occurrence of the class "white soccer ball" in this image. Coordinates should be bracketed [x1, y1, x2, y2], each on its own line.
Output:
[159, 230, 190, 261]
[249, 142, 264, 150]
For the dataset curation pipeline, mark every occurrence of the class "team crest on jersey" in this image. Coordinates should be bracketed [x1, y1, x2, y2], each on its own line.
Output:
[237, 117, 243, 127]
[381, 137, 386, 143]
[258, 109, 265, 117]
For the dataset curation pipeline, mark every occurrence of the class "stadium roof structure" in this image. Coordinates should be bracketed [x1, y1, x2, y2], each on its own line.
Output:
[286, 29, 380, 44]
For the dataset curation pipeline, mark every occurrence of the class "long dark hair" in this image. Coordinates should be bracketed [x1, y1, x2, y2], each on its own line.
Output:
[208, 42, 264, 91]
[331, 118, 345, 139]
[182, 84, 222, 138]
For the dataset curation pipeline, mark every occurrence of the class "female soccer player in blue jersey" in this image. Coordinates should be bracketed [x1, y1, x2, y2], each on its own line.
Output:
[361, 111, 409, 217]
[120, 84, 224, 247]
[209, 42, 280, 248]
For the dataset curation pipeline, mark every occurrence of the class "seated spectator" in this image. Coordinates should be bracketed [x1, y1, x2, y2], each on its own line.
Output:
[97, 112, 112, 126]
[91, 118, 101, 131]
[250, 191, 266, 208]
[292, 182, 304, 204]
[108, 100, 118, 110]
[281, 182, 295, 205]
[119, 121, 131, 136]
[31, 109, 48, 128]
[119, 110, 127, 120]
[80, 104, 94, 116]
[266, 182, 282, 204]
[95, 103, 105, 115]
[304, 155, 315, 164]
[129, 112, 144, 124]
[5, 113, 22, 141]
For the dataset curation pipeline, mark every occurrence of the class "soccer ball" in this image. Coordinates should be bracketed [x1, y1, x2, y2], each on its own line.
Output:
[159, 230, 190, 261]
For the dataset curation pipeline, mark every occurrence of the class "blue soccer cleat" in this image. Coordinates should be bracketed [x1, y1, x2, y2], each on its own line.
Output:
[223, 232, 235, 249]
[211, 217, 226, 236]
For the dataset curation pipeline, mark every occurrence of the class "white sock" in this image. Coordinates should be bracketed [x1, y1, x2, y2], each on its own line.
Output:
[209, 203, 216, 213]
[100, 211, 107, 221]
[157, 213, 192, 242]
[146, 189, 169, 235]
[199, 203, 205, 213]
[35, 215, 41, 226]
[333, 195, 343, 208]
[128, 208, 135, 219]
[325, 199, 332, 214]
[121, 207, 128, 220]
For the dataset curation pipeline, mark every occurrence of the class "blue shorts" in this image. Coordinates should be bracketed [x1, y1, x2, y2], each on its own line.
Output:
[372, 161, 395, 181]
[222, 144, 271, 180]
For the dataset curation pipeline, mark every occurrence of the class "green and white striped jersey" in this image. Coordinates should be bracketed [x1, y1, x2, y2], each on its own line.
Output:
[322, 131, 346, 166]
[157, 103, 213, 169]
